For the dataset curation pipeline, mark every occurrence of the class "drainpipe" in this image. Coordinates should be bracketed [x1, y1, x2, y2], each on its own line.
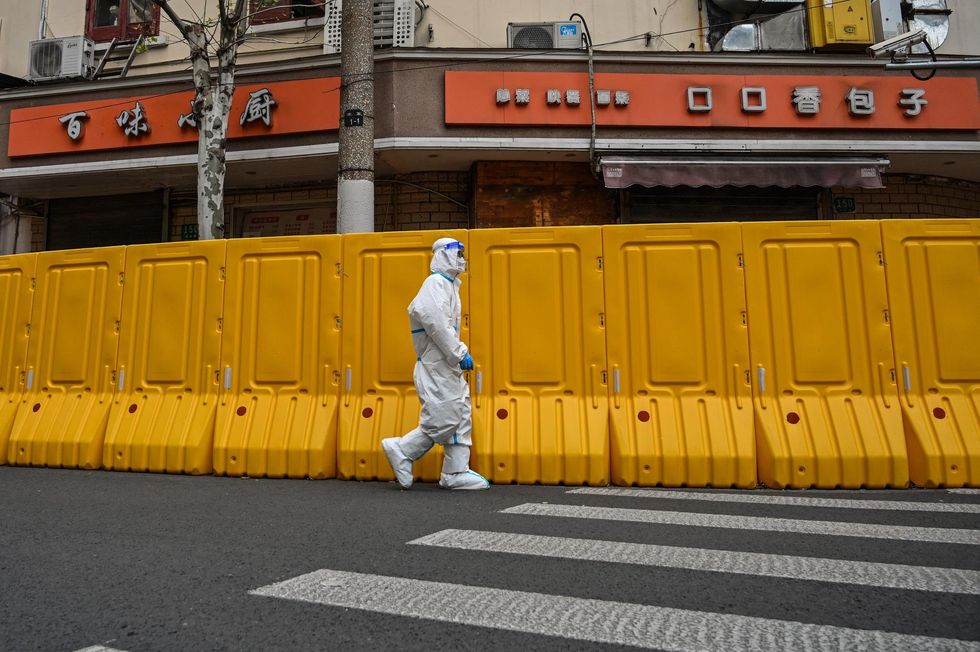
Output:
[38, 0, 49, 39]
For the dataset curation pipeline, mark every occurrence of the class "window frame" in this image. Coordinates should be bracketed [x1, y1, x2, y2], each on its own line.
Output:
[249, 0, 326, 26]
[85, 0, 161, 43]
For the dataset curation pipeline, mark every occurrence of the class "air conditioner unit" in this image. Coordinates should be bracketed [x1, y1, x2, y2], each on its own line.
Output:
[28, 36, 95, 81]
[324, 0, 416, 54]
[507, 21, 583, 49]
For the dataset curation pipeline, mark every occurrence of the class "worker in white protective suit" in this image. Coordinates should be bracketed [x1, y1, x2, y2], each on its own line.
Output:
[381, 237, 490, 490]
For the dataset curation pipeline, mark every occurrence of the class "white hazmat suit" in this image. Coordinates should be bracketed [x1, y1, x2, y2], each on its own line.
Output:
[381, 238, 490, 490]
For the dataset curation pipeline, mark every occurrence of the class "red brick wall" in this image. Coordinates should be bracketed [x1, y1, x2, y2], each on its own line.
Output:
[831, 175, 980, 219]
[473, 162, 617, 228]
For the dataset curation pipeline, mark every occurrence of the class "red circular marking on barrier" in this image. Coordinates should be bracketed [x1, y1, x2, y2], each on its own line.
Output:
[933, 407, 947, 419]
[362, 407, 374, 418]
[496, 409, 508, 420]
[32, 403, 40, 413]
[236, 406, 247, 416]
[128, 404, 138, 414]
[786, 412, 801, 424]
[637, 410, 651, 423]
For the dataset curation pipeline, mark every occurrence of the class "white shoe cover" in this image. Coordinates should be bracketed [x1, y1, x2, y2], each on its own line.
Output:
[439, 470, 490, 490]
[382, 438, 414, 489]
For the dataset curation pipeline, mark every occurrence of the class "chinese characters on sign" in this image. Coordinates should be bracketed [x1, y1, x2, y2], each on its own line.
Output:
[239, 88, 277, 127]
[493, 84, 930, 119]
[116, 101, 150, 137]
[58, 111, 89, 140]
[496, 88, 631, 107]
[54, 88, 281, 145]
[177, 100, 198, 130]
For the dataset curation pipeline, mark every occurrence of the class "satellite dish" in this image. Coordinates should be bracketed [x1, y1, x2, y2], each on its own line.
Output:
[907, 0, 951, 53]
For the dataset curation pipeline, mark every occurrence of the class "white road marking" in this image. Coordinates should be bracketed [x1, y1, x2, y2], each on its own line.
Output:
[501, 503, 980, 545]
[569, 487, 980, 514]
[73, 647, 127, 652]
[948, 488, 980, 495]
[408, 529, 980, 595]
[249, 569, 980, 651]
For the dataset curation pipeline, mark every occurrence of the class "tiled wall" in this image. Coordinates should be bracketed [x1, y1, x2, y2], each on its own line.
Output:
[831, 174, 980, 219]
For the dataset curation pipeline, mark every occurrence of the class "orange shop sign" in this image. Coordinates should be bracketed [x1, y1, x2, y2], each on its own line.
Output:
[444, 71, 980, 130]
[8, 77, 341, 158]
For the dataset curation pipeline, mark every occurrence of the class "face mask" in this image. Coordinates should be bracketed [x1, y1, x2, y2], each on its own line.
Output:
[443, 241, 466, 274]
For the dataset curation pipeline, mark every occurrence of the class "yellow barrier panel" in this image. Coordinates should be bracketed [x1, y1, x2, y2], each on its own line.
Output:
[338, 231, 468, 483]
[603, 224, 755, 487]
[214, 236, 342, 478]
[743, 221, 907, 488]
[468, 227, 608, 485]
[103, 241, 226, 474]
[882, 219, 980, 487]
[8, 247, 125, 469]
[0, 253, 37, 464]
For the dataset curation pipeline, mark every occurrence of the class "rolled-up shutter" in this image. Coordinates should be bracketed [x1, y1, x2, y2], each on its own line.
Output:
[46, 191, 164, 251]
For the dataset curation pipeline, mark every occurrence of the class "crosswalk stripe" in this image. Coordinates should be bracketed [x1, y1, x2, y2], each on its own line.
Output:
[569, 487, 980, 514]
[408, 529, 980, 595]
[249, 569, 980, 651]
[501, 503, 980, 545]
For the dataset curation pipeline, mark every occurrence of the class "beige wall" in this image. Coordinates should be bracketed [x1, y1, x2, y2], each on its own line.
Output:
[0, 0, 326, 79]
[0, 0, 975, 81]
[939, 0, 980, 56]
[417, 0, 707, 52]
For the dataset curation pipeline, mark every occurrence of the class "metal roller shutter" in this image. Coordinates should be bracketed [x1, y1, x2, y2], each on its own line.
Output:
[46, 191, 164, 251]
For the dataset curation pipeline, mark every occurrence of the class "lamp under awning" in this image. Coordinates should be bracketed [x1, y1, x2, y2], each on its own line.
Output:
[600, 156, 889, 189]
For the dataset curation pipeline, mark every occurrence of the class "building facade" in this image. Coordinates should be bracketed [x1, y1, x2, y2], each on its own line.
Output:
[0, 0, 978, 253]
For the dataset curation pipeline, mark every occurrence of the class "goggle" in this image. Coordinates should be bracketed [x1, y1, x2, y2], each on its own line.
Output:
[443, 241, 465, 258]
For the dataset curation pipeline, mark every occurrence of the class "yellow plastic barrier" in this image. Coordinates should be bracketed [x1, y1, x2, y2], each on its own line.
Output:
[338, 231, 468, 483]
[469, 227, 608, 485]
[103, 241, 226, 474]
[0, 253, 37, 464]
[603, 224, 755, 487]
[743, 221, 907, 488]
[8, 247, 125, 469]
[882, 220, 980, 487]
[213, 236, 342, 478]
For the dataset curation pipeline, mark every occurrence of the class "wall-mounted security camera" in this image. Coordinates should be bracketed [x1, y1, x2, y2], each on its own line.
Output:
[866, 28, 928, 58]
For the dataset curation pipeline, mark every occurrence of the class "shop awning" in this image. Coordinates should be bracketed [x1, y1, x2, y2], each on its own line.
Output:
[599, 156, 889, 189]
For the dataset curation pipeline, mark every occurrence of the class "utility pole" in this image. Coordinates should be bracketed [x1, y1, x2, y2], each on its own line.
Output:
[337, 0, 375, 233]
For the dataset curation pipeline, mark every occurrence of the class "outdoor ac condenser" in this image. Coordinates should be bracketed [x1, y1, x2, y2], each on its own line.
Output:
[507, 21, 583, 49]
[28, 36, 95, 81]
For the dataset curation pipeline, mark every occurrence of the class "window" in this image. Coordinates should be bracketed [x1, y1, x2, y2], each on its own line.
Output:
[249, 0, 326, 25]
[86, 0, 160, 42]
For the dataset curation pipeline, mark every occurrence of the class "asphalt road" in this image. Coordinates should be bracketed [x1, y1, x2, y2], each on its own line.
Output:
[1, 466, 978, 651]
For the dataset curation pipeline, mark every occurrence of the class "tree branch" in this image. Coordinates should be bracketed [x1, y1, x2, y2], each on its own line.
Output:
[151, 0, 194, 41]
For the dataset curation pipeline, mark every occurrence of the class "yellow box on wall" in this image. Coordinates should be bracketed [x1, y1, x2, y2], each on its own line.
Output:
[807, 0, 873, 49]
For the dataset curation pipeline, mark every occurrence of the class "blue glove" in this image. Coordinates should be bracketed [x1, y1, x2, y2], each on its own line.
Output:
[460, 353, 474, 371]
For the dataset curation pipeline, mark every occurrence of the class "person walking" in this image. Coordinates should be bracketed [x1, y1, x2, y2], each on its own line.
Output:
[381, 237, 490, 490]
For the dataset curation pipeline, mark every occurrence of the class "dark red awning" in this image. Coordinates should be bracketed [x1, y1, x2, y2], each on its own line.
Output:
[600, 157, 889, 189]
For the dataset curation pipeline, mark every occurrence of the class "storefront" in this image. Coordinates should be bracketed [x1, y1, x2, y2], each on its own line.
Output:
[2, 50, 979, 252]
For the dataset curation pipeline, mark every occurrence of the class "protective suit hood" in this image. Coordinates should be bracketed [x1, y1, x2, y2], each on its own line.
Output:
[431, 237, 466, 279]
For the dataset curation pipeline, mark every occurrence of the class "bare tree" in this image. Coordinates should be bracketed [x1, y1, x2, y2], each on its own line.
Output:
[150, 0, 273, 240]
